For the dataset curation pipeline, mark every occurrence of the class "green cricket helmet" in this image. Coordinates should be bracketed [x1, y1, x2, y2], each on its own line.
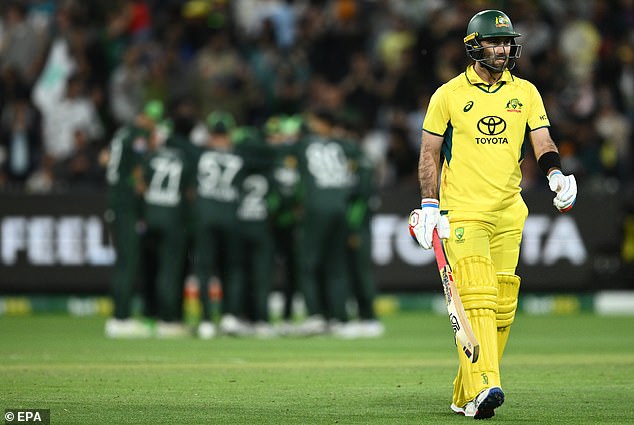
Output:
[264, 115, 284, 136]
[279, 115, 304, 137]
[206, 110, 236, 134]
[143, 99, 165, 122]
[464, 10, 522, 72]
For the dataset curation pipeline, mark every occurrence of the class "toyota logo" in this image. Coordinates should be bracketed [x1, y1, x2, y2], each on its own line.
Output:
[477, 116, 506, 135]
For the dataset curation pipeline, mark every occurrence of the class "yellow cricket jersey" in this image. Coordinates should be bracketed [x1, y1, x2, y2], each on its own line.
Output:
[422, 64, 550, 212]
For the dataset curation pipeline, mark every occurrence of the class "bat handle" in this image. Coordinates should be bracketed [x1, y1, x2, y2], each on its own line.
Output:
[431, 229, 446, 268]
[432, 228, 440, 246]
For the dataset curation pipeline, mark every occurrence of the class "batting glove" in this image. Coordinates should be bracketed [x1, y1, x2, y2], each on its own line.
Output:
[408, 198, 450, 250]
[547, 170, 577, 213]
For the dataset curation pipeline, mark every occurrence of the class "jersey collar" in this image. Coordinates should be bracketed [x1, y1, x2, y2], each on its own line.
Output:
[464, 64, 514, 90]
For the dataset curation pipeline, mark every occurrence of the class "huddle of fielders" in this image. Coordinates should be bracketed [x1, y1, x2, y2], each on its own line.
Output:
[103, 101, 384, 340]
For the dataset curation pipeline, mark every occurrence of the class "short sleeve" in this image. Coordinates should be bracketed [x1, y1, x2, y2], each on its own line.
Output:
[422, 86, 450, 137]
[526, 83, 550, 130]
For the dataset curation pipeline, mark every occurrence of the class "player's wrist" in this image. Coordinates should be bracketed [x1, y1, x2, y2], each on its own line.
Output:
[538, 151, 562, 176]
[421, 198, 439, 208]
[547, 169, 562, 179]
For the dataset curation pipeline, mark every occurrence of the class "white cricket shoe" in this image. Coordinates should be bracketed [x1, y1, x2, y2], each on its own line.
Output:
[327, 319, 346, 335]
[252, 321, 277, 338]
[105, 318, 152, 339]
[275, 320, 295, 336]
[219, 314, 252, 336]
[332, 320, 386, 339]
[197, 321, 217, 339]
[474, 386, 504, 419]
[356, 320, 385, 338]
[330, 321, 358, 338]
[450, 401, 476, 417]
[293, 315, 327, 336]
[155, 321, 191, 338]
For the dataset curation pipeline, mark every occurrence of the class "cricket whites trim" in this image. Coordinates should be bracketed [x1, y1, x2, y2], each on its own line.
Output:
[432, 229, 480, 363]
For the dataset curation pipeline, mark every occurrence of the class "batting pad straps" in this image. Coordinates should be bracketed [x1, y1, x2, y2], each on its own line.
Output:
[452, 256, 498, 312]
[496, 274, 521, 328]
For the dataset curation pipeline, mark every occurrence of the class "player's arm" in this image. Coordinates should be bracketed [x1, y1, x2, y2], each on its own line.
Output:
[409, 130, 449, 249]
[529, 127, 577, 213]
[530, 127, 558, 173]
[418, 130, 444, 198]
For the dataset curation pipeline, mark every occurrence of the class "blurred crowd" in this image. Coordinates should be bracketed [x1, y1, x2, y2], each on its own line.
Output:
[0, 0, 632, 194]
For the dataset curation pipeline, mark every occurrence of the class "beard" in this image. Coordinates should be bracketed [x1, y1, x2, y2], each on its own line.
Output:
[482, 49, 509, 72]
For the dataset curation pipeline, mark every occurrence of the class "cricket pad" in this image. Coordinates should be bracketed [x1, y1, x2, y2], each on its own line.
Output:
[496, 273, 520, 362]
[496, 274, 520, 328]
[452, 255, 498, 312]
[451, 255, 500, 407]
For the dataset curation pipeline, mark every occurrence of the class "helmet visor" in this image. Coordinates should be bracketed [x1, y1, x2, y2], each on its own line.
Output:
[465, 37, 522, 72]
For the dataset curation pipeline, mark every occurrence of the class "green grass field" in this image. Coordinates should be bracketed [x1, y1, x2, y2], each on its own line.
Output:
[2, 312, 634, 424]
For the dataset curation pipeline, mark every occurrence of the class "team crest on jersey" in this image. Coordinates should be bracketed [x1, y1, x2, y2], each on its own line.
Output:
[455, 227, 465, 243]
[495, 16, 510, 28]
[506, 98, 523, 113]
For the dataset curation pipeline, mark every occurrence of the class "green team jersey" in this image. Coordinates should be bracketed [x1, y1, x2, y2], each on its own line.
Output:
[141, 139, 193, 225]
[271, 142, 300, 198]
[105, 125, 149, 207]
[269, 142, 300, 227]
[165, 132, 198, 233]
[191, 144, 244, 226]
[347, 145, 376, 229]
[296, 134, 359, 212]
[235, 142, 276, 224]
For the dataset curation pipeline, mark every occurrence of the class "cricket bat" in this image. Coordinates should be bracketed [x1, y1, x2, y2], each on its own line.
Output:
[432, 229, 480, 363]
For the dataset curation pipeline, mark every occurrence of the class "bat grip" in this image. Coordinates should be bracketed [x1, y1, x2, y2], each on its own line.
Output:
[432, 229, 447, 269]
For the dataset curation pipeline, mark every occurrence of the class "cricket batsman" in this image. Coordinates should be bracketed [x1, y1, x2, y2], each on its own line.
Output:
[408, 10, 577, 419]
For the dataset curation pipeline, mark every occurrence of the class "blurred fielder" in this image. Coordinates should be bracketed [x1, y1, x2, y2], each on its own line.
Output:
[103, 100, 163, 338]
[408, 9, 577, 419]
